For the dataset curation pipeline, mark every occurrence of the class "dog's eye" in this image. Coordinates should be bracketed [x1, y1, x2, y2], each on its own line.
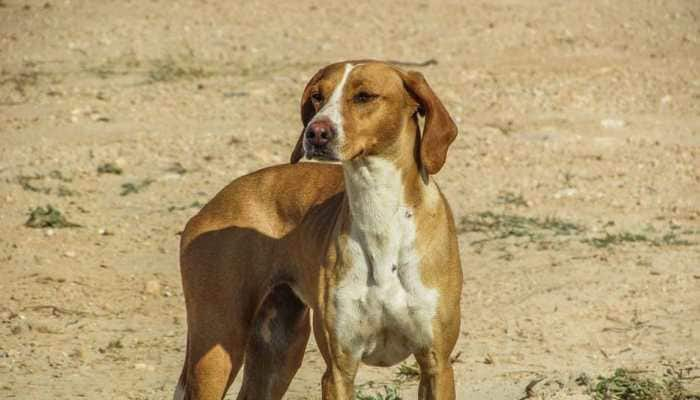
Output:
[353, 91, 378, 104]
[311, 92, 324, 105]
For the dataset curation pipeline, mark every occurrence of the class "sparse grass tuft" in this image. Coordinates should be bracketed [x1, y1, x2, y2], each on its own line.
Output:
[17, 174, 50, 193]
[460, 211, 696, 250]
[85, 52, 141, 79]
[497, 191, 528, 207]
[147, 55, 212, 83]
[584, 232, 649, 248]
[25, 205, 81, 228]
[167, 201, 203, 212]
[0, 71, 42, 97]
[395, 362, 420, 382]
[165, 162, 187, 175]
[589, 368, 699, 400]
[48, 170, 72, 182]
[120, 179, 153, 196]
[584, 232, 695, 248]
[355, 385, 402, 400]
[459, 211, 583, 246]
[97, 163, 123, 175]
[56, 185, 78, 197]
[17, 171, 76, 195]
[654, 232, 693, 247]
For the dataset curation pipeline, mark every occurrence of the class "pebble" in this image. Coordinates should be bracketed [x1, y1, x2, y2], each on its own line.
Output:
[600, 118, 626, 129]
[144, 280, 161, 296]
[134, 363, 155, 371]
[64, 250, 76, 258]
[44, 228, 55, 237]
[553, 188, 578, 199]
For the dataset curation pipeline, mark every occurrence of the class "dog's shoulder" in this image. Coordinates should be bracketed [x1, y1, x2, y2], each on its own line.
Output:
[181, 163, 344, 246]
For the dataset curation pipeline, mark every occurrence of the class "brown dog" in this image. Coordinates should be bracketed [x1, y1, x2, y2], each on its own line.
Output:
[175, 60, 462, 400]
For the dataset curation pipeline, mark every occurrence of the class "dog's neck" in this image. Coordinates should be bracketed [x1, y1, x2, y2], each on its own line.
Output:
[341, 115, 425, 223]
[342, 156, 409, 224]
[340, 118, 431, 283]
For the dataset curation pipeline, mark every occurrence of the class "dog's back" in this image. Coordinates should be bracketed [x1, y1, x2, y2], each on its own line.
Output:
[181, 162, 344, 251]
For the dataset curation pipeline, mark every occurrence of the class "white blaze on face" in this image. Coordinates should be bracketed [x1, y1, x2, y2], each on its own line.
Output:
[304, 63, 355, 155]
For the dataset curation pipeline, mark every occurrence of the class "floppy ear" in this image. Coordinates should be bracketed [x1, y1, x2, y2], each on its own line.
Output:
[290, 68, 325, 164]
[399, 70, 457, 174]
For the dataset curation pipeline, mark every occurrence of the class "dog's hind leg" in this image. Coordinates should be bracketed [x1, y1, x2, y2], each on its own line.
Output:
[178, 258, 253, 400]
[236, 284, 311, 400]
[180, 300, 249, 400]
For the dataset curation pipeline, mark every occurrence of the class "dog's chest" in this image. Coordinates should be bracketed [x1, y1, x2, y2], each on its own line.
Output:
[332, 164, 438, 366]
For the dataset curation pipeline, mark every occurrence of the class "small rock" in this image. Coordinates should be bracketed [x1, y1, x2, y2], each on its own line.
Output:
[44, 228, 55, 237]
[553, 188, 578, 199]
[600, 118, 626, 129]
[64, 250, 76, 258]
[134, 363, 155, 371]
[114, 158, 127, 168]
[144, 280, 161, 296]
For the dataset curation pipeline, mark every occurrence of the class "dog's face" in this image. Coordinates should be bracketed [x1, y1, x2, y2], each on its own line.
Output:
[290, 61, 457, 175]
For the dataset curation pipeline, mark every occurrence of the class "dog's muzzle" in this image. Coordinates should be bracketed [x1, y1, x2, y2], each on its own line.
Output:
[303, 118, 338, 160]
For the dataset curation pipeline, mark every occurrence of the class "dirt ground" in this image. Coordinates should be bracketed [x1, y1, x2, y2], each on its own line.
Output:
[1, 0, 699, 399]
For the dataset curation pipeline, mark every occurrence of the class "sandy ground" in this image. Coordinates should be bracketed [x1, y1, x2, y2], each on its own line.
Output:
[1, 0, 699, 399]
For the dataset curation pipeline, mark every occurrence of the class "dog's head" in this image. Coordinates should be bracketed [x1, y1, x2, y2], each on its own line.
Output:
[290, 60, 457, 175]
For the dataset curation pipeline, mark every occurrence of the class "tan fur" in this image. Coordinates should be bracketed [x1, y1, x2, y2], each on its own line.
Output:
[176, 60, 462, 400]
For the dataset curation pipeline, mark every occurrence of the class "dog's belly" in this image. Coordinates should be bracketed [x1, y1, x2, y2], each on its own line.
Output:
[333, 266, 438, 367]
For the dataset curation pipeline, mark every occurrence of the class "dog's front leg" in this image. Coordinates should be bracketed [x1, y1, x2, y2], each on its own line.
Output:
[313, 312, 359, 400]
[321, 357, 359, 400]
[415, 349, 456, 400]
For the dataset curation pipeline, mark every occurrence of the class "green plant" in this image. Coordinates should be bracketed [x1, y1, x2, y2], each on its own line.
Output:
[497, 191, 528, 207]
[459, 211, 583, 245]
[590, 368, 699, 400]
[120, 179, 153, 196]
[97, 163, 123, 175]
[147, 55, 212, 83]
[355, 385, 402, 400]
[395, 362, 420, 382]
[25, 205, 81, 228]
[584, 232, 649, 248]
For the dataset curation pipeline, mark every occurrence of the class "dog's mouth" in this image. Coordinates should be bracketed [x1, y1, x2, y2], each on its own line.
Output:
[304, 145, 340, 161]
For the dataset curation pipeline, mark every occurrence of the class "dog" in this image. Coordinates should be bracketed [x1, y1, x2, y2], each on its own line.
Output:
[175, 60, 462, 400]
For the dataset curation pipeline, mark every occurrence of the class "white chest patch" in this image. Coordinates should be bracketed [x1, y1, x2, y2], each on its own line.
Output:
[333, 157, 439, 366]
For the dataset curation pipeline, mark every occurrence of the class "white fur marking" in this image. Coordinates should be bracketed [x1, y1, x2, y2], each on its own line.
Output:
[304, 63, 355, 156]
[333, 157, 439, 366]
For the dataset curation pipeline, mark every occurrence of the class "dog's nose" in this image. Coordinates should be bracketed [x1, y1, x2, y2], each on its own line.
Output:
[305, 119, 336, 146]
